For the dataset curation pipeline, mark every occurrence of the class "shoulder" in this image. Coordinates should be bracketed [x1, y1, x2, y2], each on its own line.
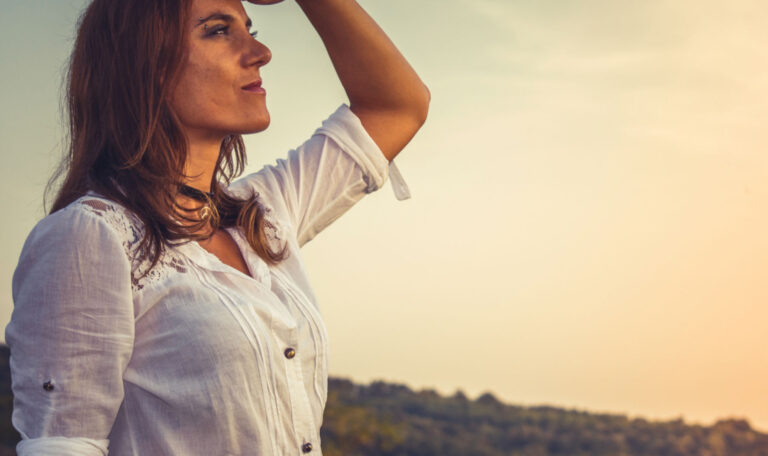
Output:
[24, 193, 143, 262]
[71, 192, 143, 230]
[13, 194, 143, 300]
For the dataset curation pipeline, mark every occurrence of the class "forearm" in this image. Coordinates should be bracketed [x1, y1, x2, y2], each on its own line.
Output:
[295, 0, 430, 121]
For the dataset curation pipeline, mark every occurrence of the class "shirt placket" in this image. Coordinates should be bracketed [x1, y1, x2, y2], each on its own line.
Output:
[281, 337, 319, 454]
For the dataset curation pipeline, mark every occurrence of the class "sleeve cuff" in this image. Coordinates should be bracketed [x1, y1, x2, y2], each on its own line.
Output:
[17, 436, 109, 455]
[314, 104, 411, 201]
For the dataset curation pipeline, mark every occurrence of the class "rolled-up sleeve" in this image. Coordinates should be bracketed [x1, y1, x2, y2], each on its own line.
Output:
[229, 104, 411, 248]
[5, 206, 135, 455]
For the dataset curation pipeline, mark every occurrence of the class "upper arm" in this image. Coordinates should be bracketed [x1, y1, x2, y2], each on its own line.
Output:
[6, 206, 134, 455]
[350, 103, 429, 163]
[229, 104, 393, 248]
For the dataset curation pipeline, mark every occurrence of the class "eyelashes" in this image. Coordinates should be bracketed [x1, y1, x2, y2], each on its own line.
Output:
[206, 25, 258, 39]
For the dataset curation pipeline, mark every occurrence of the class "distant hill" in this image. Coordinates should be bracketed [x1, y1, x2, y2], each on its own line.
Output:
[319, 378, 768, 456]
[1, 344, 766, 455]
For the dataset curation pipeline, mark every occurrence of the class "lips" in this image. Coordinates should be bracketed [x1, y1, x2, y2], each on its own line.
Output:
[241, 80, 262, 90]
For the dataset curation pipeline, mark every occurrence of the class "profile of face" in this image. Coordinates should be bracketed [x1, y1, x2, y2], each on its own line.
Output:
[170, 0, 272, 143]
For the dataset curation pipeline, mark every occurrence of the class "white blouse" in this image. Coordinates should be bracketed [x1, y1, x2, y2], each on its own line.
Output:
[5, 104, 410, 456]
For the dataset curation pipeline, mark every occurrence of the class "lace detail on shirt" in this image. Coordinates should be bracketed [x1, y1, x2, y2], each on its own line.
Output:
[257, 194, 286, 250]
[75, 196, 189, 293]
[73, 193, 286, 292]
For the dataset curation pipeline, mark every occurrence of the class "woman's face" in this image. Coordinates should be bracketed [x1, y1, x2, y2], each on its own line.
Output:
[171, 0, 271, 142]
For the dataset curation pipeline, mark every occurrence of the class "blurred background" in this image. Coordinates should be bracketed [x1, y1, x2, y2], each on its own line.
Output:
[1, 0, 766, 436]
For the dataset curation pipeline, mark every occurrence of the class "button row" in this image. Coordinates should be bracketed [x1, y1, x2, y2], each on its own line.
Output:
[286, 348, 309, 452]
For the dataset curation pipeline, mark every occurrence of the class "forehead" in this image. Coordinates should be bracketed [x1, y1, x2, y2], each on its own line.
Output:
[189, 0, 250, 26]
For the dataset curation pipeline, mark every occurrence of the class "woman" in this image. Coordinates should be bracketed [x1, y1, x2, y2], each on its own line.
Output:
[5, 0, 428, 453]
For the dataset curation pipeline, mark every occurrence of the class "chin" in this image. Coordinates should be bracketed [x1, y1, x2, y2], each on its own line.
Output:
[238, 116, 271, 134]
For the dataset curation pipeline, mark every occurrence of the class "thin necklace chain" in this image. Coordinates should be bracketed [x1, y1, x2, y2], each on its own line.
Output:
[179, 184, 214, 203]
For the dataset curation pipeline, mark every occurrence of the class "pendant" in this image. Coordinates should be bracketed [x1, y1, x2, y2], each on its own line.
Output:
[199, 205, 212, 220]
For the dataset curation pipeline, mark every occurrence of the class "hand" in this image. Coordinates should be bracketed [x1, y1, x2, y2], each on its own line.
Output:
[242, 0, 285, 4]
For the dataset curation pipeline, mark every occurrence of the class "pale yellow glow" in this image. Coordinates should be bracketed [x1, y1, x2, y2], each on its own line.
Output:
[1, 0, 766, 433]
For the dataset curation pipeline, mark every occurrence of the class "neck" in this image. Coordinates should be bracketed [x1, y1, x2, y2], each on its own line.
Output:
[175, 130, 225, 237]
[182, 129, 225, 193]
[179, 184, 213, 202]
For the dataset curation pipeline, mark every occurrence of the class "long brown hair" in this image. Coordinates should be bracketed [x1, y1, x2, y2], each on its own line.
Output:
[47, 0, 289, 277]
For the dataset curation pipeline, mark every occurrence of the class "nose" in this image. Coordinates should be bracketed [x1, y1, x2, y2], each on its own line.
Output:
[245, 39, 271, 68]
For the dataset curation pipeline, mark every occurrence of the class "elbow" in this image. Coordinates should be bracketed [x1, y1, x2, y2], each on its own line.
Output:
[413, 84, 431, 127]
[421, 84, 431, 123]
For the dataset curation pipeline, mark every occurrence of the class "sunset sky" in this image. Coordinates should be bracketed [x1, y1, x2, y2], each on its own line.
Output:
[1, 0, 766, 432]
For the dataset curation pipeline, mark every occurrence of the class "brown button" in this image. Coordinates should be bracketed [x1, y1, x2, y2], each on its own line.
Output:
[301, 442, 312, 453]
[284, 348, 296, 359]
[43, 381, 54, 391]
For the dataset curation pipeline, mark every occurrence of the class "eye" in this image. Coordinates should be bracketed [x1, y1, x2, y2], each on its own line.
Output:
[206, 25, 258, 40]
[206, 25, 229, 36]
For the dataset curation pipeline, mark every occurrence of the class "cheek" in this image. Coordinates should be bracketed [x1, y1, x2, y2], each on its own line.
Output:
[172, 59, 233, 119]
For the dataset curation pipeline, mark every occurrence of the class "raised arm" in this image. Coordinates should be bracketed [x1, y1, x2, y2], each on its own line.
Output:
[247, 0, 430, 162]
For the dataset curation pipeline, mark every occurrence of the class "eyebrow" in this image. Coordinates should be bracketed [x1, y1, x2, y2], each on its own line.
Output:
[196, 12, 253, 29]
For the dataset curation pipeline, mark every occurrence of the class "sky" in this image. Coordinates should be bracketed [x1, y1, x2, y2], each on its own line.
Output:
[1, 0, 767, 433]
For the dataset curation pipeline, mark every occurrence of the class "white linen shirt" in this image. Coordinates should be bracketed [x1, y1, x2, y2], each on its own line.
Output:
[5, 104, 410, 456]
